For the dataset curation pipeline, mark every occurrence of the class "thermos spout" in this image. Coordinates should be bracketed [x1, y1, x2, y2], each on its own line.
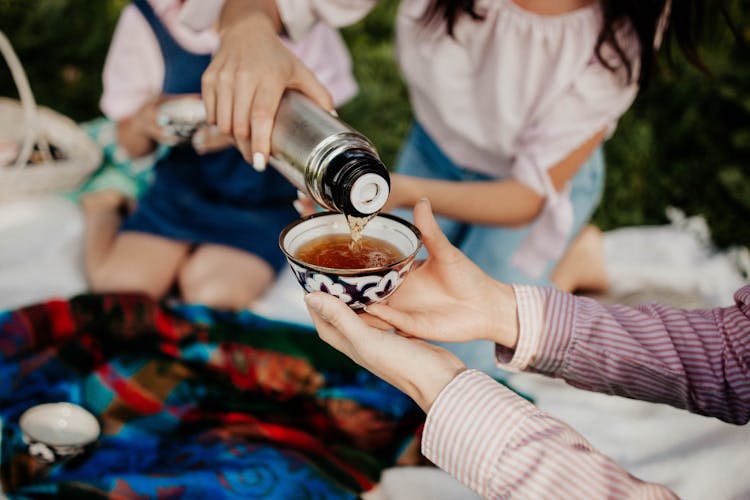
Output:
[157, 91, 390, 217]
[268, 91, 390, 217]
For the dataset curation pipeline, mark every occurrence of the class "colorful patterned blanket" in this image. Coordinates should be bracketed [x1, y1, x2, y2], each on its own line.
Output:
[0, 294, 423, 498]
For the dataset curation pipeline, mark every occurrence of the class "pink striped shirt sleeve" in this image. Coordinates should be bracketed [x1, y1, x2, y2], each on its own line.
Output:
[422, 285, 750, 498]
[499, 285, 750, 424]
[423, 370, 677, 498]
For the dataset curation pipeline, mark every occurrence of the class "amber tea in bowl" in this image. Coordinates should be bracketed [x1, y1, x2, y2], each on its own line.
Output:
[279, 212, 422, 309]
[295, 234, 405, 269]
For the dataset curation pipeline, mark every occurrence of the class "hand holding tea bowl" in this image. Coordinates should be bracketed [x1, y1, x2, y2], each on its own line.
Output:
[279, 212, 422, 309]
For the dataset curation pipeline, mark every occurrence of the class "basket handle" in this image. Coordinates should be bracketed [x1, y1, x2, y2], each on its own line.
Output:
[0, 30, 40, 171]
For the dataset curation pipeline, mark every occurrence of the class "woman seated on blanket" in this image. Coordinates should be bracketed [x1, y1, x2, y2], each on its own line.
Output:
[81, 0, 356, 310]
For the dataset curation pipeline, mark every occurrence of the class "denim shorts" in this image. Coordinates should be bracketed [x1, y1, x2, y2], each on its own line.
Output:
[391, 122, 605, 375]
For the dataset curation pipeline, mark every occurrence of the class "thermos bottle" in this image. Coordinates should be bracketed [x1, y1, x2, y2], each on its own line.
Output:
[158, 91, 391, 217]
[269, 91, 390, 218]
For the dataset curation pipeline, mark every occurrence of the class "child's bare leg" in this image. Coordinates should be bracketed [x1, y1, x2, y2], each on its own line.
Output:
[81, 190, 130, 273]
[81, 190, 191, 298]
[550, 225, 609, 294]
[178, 244, 275, 310]
[87, 232, 191, 298]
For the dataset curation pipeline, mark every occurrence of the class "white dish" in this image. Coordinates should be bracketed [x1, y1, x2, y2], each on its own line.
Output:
[19, 402, 100, 463]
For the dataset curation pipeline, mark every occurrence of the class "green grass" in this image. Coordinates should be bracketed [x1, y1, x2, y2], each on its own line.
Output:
[338, 0, 412, 167]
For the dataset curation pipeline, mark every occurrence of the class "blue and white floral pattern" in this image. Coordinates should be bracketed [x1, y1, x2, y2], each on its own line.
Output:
[288, 260, 415, 309]
[23, 436, 85, 464]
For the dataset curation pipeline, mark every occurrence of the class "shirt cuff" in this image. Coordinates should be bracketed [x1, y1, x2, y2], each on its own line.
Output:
[422, 369, 538, 498]
[495, 285, 545, 370]
[496, 286, 577, 376]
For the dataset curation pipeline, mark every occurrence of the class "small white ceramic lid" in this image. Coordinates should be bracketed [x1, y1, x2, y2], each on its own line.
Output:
[20, 403, 100, 447]
[350, 173, 390, 215]
[157, 97, 206, 126]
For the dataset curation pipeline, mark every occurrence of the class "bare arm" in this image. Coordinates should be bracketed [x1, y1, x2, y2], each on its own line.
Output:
[116, 99, 177, 159]
[388, 128, 605, 226]
[217, 0, 282, 33]
[202, 0, 332, 166]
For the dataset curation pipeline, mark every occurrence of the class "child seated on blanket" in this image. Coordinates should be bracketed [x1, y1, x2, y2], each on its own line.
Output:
[82, 0, 356, 311]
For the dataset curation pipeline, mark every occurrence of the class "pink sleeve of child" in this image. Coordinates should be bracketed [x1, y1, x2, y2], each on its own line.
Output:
[100, 5, 165, 121]
[275, 0, 377, 42]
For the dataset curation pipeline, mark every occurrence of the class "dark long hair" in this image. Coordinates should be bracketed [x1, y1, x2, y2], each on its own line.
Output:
[422, 0, 733, 86]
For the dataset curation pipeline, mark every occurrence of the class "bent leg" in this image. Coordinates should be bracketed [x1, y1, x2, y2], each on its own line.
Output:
[551, 224, 609, 293]
[82, 191, 190, 298]
[550, 148, 608, 293]
[81, 189, 131, 277]
[178, 244, 275, 310]
[87, 231, 190, 299]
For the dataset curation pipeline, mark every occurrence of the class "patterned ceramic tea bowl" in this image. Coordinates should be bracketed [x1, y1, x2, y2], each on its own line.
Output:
[157, 96, 206, 142]
[19, 402, 101, 464]
[279, 212, 422, 309]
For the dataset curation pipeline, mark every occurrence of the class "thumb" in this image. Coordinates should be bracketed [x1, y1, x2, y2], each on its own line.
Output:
[364, 303, 424, 338]
[304, 292, 366, 340]
[413, 198, 459, 262]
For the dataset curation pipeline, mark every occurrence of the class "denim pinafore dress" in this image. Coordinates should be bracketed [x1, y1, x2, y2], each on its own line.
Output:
[120, 0, 298, 271]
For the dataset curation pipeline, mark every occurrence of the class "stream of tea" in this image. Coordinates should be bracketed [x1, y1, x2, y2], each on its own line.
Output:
[346, 214, 375, 245]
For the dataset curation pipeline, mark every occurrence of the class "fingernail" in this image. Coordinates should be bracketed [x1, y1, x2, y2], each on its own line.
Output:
[293, 200, 304, 215]
[252, 152, 266, 172]
[329, 109, 339, 117]
[297, 190, 306, 200]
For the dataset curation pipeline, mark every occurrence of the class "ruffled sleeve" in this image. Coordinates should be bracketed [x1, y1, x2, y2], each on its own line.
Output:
[276, 0, 377, 42]
[511, 39, 639, 278]
[100, 5, 165, 121]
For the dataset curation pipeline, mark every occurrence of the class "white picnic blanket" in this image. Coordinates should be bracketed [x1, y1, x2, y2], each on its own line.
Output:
[0, 196, 748, 500]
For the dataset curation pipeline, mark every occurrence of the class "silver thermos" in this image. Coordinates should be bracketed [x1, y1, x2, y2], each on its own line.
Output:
[159, 91, 390, 216]
[269, 91, 390, 217]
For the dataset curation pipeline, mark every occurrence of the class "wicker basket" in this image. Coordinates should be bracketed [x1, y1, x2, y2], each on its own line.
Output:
[0, 30, 102, 203]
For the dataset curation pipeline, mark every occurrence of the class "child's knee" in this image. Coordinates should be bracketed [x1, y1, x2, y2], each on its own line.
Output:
[179, 276, 251, 310]
[177, 264, 251, 310]
[87, 266, 167, 299]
